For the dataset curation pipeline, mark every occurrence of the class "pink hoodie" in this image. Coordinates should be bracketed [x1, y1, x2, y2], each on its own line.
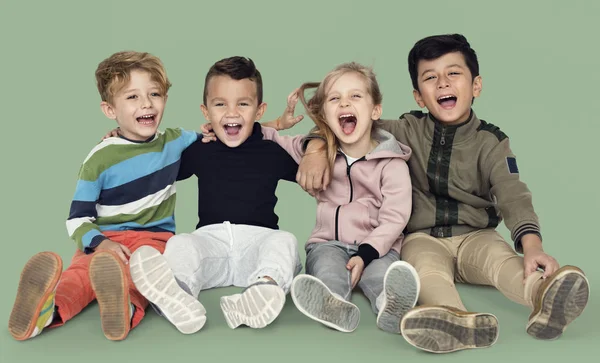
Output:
[261, 126, 412, 258]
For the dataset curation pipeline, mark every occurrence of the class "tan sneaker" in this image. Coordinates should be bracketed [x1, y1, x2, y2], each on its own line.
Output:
[400, 305, 499, 353]
[89, 251, 132, 341]
[527, 265, 589, 340]
[8, 252, 62, 340]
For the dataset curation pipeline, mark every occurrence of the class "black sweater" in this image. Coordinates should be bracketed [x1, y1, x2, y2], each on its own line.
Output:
[177, 122, 299, 230]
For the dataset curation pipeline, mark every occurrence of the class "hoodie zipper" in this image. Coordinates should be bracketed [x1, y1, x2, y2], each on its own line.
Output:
[334, 154, 365, 241]
[434, 126, 450, 235]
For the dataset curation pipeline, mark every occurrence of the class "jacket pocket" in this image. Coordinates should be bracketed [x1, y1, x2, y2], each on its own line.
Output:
[338, 202, 372, 244]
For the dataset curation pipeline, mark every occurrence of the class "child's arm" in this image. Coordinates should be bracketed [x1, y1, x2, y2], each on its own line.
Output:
[260, 126, 305, 164]
[65, 164, 130, 262]
[355, 159, 412, 265]
[487, 139, 559, 278]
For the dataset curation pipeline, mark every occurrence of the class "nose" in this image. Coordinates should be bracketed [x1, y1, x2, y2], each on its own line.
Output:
[225, 105, 240, 117]
[140, 95, 152, 108]
[436, 75, 450, 89]
[340, 96, 350, 107]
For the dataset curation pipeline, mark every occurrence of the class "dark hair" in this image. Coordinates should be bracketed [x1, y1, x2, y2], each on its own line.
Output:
[408, 34, 479, 91]
[203, 56, 263, 105]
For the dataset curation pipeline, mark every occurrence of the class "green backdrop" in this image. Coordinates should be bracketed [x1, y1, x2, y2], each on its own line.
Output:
[0, 0, 597, 362]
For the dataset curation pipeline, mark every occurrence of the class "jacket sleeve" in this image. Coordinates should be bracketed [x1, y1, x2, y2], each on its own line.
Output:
[260, 126, 305, 164]
[486, 138, 541, 253]
[360, 158, 412, 258]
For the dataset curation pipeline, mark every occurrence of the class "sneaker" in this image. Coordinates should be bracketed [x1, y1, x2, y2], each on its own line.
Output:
[290, 274, 360, 333]
[526, 265, 589, 340]
[400, 305, 499, 353]
[8, 252, 62, 340]
[220, 277, 285, 329]
[89, 251, 133, 341]
[376, 261, 420, 334]
[129, 246, 206, 334]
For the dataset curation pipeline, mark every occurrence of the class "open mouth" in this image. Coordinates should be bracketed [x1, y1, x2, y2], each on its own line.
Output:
[223, 123, 242, 136]
[437, 95, 457, 109]
[338, 113, 357, 135]
[136, 114, 156, 126]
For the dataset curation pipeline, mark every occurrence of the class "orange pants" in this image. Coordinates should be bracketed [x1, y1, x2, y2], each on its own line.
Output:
[49, 230, 172, 329]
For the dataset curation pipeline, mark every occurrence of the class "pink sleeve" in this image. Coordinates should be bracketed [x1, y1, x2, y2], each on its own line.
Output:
[260, 126, 305, 164]
[362, 158, 412, 256]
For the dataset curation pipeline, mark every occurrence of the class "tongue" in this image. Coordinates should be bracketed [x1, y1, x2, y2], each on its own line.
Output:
[341, 120, 356, 135]
[439, 99, 456, 109]
[225, 125, 241, 136]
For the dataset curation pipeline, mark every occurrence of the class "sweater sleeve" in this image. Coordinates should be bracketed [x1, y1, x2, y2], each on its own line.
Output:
[486, 138, 541, 253]
[359, 158, 412, 259]
[66, 163, 107, 254]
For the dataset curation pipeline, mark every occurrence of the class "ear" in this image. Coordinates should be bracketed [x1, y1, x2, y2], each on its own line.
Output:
[413, 90, 426, 108]
[255, 102, 267, 121]
[200, 104, 210, 121]
[472, 75, 482, 98]
[100, 101, 117, 120]
[371, 104, 382, 120]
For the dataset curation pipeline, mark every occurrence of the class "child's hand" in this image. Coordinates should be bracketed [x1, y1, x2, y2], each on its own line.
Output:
[200, 122, 216, 143]
[277, 88, 305, 130]
[346, 256, 365, 288]
[523, 250, 559, 281]
[95, 239, 132, 264]
[521, 234, 559, 282]
[102, 128, 120, 140]
[297, 140, 330, 196]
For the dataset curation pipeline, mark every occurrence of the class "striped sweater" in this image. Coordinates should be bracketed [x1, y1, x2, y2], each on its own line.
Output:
[66, 128, 198, 253]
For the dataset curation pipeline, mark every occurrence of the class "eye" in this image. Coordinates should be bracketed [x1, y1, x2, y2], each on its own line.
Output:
[214, 102, 224, 107]
[239, 102, 249, 106]
[151, 92, 162, 97]
[328, 96, 339, 102]
[449, 72, 461, 76]
[424, 75, 436, 81]
[127, 95, 138, 99]
[352, 94, 362, 98]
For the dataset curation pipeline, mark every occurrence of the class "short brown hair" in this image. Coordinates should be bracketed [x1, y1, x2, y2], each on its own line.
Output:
[203, 56, 263, 105]
[95, 51, 171, 104]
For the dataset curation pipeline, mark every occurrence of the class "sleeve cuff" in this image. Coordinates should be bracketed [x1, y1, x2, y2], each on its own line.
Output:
[512, 223, 542, 253]
[352, 243, 380, 268]
[84, 234, 107, 254]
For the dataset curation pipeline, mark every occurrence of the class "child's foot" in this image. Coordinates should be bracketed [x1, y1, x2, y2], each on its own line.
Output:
[376, 261, 420, 334]
[527, 265, 589, 340]
[8, 252, 62, 340]
[89, 251, 133, 341]
[400, 305, 499, 353]
[290, 274, 360, 333]
[129, 246, 206, 334]
[220, 277, 285, 329]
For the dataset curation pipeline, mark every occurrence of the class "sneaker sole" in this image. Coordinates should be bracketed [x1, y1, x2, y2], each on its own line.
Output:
[400, 306, 499, 353]
[220, 283, 285, 329]
[89, 252, 130, 341]
[527, 266, 589, 340]
[8, 252, 62, 340]
[290, 274, 360, 333]
[376, 261, 420, 334]
[129, 246, 206, 334]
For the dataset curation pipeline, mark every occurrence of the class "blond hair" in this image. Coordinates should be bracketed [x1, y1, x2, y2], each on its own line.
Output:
[95, 51, 171, 104]
[299, 62, 383, 168]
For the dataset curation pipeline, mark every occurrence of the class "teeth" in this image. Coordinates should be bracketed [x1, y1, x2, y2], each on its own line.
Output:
[139, 115, 154, 119]
[225, 123, 240, 127]
[438, 95, 455, 101]
[339, 113, 355, 119]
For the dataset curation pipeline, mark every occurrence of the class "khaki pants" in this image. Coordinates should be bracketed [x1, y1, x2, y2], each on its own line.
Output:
[401, 229, 543, 311]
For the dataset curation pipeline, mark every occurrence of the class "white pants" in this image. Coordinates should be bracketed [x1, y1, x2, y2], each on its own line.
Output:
[163, 222, 302, 298]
